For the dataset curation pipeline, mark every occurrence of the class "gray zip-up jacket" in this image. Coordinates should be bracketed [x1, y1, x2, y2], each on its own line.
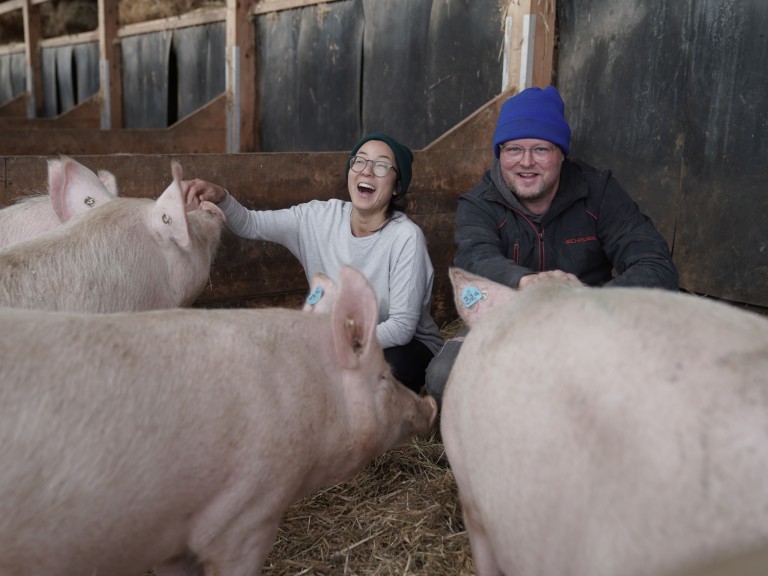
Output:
[454, 158, 679, 290]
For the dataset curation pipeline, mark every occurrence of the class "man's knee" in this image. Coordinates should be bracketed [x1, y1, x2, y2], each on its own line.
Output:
[425, 330, 468, 407]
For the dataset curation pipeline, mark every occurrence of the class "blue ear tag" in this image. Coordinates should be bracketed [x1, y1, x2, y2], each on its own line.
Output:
[305, 285, 324, 306]
[461, 285, 485, 309]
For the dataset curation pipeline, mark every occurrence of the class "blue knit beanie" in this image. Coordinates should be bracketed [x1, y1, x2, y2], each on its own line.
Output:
[349, 132, 413, 195]
[493, 86, 571, 158]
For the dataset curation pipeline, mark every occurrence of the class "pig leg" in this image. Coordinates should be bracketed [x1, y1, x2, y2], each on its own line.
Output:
[152, 554, 203, 576]
[453, 461, 504, 576]
[183, 507, 284, 576]
[463, 502, 503, 576]
[443, 415, 504, 576]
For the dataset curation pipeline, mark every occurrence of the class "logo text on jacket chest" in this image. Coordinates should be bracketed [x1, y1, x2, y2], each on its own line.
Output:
[564, 235, 598, 245]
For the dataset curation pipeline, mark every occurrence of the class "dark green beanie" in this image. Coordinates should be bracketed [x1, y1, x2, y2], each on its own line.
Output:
[349, 132, 414, 195]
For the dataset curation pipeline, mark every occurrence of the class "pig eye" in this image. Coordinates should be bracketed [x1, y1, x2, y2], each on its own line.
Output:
[162, 213, 173, 225]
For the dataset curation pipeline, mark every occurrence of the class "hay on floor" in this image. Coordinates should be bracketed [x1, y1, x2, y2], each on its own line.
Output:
[263, 426, 472, 576]
[263, 319, 470, 574]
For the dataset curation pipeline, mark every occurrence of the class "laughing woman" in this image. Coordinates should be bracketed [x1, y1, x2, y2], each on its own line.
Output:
[182, 133, 443, 393]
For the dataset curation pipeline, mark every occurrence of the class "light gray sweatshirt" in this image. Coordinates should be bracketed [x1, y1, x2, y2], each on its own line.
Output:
[218, 195, 444, 355]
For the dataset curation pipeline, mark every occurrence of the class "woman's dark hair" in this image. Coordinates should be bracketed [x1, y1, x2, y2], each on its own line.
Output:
[388, 178, 409, 216]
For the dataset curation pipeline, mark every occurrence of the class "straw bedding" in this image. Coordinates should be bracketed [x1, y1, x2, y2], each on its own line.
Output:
[263, 318, 472, 575]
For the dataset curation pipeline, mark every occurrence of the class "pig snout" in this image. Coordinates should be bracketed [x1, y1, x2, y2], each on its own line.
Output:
[420, 395, 438, 433]
[195, 200, 226, 225]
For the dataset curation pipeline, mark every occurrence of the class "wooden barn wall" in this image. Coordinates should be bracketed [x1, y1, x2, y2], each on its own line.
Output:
[256, 0, 504, 152]
[557, 0, 768, 307]
[0, 93, 503, 325]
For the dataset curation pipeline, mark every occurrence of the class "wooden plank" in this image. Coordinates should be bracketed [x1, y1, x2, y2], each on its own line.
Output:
[0, 94, 226, 155]
[39, 30, 99, 49]
[250, 0, 342, 17]
[0, 95, 100, 128]
[0, 0, 24, 17]
[0, 42, 25, 56]
[0, 94, 27, 117]
[117, 7, 226, 38]
[503, 0, 556, 90]
[0, 132, 491, 324]
[22, 0, 43, 118]
[531, 0, 556, 87]
[226, 0, 257, 152]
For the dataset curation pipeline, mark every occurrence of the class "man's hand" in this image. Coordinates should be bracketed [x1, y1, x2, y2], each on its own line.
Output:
[519, 270, 583, 289]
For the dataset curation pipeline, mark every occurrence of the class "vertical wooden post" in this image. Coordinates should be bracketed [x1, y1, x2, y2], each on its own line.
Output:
[226, 0, 258, 152]
[22, 0, 42, 118]
[502, 0, 556, 91]
[98, 0, 122, 129]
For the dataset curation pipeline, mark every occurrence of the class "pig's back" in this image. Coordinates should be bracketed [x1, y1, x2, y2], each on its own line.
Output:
[0, 306, 335, 576]
[443, 286, 768, 576]
[0, 195, 61, 249]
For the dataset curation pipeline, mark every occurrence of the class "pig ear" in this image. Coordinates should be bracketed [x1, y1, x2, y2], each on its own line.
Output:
[97, 170, 119, 197]
[449, 267, 518, 327]
[332, 267, 378, 370]
[49, 156, 115, 223]
[303, 273, 337, 314]
[151, 161, 190, 249]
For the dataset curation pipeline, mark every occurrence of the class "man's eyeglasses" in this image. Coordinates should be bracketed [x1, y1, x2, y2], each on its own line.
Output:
[348, 156, 398, 178]
[500, 144, 557, 164]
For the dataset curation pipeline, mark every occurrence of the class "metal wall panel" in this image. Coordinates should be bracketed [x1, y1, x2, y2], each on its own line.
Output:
[359, 0, 432, 147]
[257, 1, 364, 152]
[0, 54, 14, 106]
[41, 47, 58, 117]
[557, 0, 768, 306]
[55, 45, 76, 112]
[37, 43, 100, 116]
[423, 0, 502, 148]
[256, 0, 504, 152]
[121, 30, 173, 129]
[10, 51, 25, 98]
[174, 22, 226, 120]
[73, 42, 100, 104]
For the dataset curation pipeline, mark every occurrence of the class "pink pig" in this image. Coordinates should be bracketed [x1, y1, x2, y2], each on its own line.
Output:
[442, 268, 768, 576]
[0, 156, 117, 249]
[0, 160, 224, 312]
[0, 266, 437, 576]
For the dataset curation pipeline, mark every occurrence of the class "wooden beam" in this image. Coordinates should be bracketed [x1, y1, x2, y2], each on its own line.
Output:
[226, 0, 258, 152]
[39, 30, 99, 49]
[98, 0, 122, 129]
[117, 8, 226, 38]
[250, 0, 342, 17]
[0, 0, 24, 17]
[0, 43, 25, 57]
[502, 0, 556, 91]
[22, 0, 43, 118]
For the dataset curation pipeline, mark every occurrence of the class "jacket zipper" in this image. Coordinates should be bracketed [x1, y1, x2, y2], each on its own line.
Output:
[493, 200, 545, 271]
[511, 209, 545, 271]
